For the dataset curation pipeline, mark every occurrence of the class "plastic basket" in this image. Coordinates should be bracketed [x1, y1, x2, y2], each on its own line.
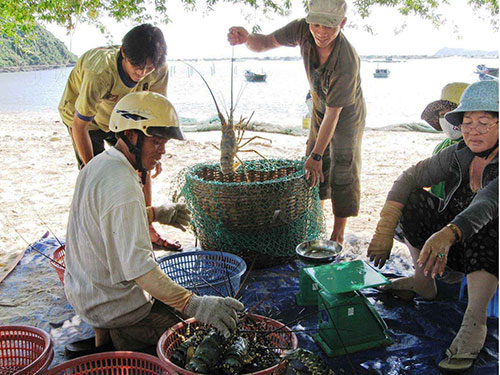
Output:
[44, 351, 171, 375]
[157, 251, 246, 297]
[157, 314, 298, 375]
[0, 325, 54, 375]
[49, 246, 65, 286]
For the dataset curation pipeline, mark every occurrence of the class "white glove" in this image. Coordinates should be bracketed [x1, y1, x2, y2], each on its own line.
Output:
[154, 203, 191, 231]
[184, 295, 244, 338]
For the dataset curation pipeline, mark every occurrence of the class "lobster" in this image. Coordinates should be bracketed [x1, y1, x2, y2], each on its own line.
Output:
[284, 348, 335, 375]
[185, 329, 226, 373]
[184, 61, 271, 178]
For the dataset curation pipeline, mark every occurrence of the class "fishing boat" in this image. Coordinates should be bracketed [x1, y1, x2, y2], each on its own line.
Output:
[244, 70, 267, 82]
[475, 64, 499, 81]
[373, 68, 390, 78]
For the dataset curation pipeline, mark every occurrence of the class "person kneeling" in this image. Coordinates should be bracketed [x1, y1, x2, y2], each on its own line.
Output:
[64, 91, 244, 353]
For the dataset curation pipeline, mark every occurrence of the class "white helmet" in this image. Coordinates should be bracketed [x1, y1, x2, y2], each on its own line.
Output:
[110, 91, 185, 140]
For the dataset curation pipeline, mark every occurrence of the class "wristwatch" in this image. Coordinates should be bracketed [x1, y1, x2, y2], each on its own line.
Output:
[311, 152, 322, 161]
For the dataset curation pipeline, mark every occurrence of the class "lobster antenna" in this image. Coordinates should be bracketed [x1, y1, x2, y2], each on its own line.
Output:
[182, 61, 225, 125]
[28, 202, 65, 249]
[1, 213, 63, 267]
[230, 46, 234, 124]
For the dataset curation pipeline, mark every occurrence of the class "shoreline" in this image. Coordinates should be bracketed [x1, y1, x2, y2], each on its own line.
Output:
[0, 111, 445, 282]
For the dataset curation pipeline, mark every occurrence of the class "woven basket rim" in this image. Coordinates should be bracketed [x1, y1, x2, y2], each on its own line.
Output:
[184, 158, 305, 187]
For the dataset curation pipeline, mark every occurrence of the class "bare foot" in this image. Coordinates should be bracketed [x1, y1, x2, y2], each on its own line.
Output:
[381, 276, 437, 300]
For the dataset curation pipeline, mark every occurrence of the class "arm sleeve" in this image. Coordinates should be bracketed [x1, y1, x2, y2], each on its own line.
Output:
[273, 19, 307, 47]
[387, 145, 456, 205]
[74, 71, 111, 120]
[326, 72, 357, 108]
[451, 176, 498, 241]
[99, 200, 158, 284]
[149, 65, 168, 95]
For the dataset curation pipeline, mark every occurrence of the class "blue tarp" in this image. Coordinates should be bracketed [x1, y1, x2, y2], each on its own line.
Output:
[0, 236, 498, 374]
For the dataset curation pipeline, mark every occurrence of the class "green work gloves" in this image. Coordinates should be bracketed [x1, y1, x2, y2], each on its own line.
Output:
[367, 201, 403, 268]
[184, 295, 245, 338]
[153, 203, 191, 231]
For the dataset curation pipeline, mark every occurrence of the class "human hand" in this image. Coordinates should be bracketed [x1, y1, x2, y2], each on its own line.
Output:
[367, 201, 403, 268]
[184, 295, 245, 338]
[304, 156, 324, 187]
[154, 203, 191, 231]
[228, 27, 249, 45]
[417, 226, 456, 278]
[152, 161, 162, 178]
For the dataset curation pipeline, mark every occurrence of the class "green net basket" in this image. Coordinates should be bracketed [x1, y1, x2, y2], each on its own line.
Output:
[181, 159, 325, 268]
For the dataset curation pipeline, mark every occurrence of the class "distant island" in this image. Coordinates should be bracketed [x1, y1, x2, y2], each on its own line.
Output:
[433, 47, 498, 58]
[0, 25, 77, 72]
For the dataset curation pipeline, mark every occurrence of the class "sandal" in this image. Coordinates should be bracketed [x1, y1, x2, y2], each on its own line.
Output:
[64, 337, 115, 359]
[438, 348, 477, 373]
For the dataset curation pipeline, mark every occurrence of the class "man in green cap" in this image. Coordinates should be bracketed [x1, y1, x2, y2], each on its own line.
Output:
[58, 23, 181, 250]
[228, 0, 366, 245]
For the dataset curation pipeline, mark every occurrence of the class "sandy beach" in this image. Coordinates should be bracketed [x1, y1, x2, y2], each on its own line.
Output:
[0, 111, 444, 281]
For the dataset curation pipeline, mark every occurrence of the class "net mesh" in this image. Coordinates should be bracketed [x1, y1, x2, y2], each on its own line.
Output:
[178, 158, 325, 268]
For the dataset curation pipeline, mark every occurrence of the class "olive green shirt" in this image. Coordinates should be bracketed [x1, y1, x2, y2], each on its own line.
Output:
[59, 46, 168, 132]
[273, 19, 366, 129]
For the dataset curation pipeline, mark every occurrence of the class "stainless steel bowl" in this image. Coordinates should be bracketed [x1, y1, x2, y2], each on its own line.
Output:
[295, 239, 343, 264]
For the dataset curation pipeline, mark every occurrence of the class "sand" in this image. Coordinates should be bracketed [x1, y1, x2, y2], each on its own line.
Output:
[0, 111, 444, 281]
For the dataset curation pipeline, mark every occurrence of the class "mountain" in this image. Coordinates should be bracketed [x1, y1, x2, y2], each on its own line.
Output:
[434, 48, 498, 58]
[0, 24, 77, 69]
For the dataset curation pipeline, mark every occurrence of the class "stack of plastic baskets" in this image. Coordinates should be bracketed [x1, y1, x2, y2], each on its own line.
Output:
[157, 251, 247, 297]
[44, 352, 171, 375]
[49, 246, 66, 285]
[0, 325, 54, 375]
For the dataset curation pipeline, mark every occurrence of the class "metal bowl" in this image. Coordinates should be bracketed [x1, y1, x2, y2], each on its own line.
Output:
[296, 239, 343, 264]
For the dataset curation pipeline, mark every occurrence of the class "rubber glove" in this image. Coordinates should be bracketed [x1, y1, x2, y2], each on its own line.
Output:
[184, 295, 244, 338]
[153, 203, 191, 231]
[367, 201, 403, 268]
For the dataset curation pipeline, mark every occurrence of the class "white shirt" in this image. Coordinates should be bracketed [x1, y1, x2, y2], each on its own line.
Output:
[64, 147, 158, 328]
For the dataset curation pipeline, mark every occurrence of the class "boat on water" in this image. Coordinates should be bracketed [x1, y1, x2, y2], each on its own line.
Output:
[373, 68, 390, 78]
[245, 70, 267, 82]
[475, 64, 499, 81]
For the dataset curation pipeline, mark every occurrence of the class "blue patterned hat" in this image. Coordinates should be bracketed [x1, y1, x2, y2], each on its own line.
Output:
[445, 80, 499, 126]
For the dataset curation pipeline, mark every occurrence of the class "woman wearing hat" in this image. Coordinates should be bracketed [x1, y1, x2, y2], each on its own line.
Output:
[367, 80, 498, 373]
[421, 82, 469, 199]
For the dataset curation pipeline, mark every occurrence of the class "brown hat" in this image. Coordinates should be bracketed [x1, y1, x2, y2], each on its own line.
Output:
[421, 82, 469, 131]
[305, 0, 347, 27]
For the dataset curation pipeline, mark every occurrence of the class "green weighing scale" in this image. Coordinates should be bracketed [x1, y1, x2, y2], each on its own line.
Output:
[296, 259, 393, 357]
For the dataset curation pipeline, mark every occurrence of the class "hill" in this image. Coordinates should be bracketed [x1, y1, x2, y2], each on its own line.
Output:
[434, 47, 498, 58]
[0, 24, 77, 70]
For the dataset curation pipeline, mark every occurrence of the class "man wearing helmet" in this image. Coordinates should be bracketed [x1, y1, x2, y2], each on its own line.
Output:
[64, 92, 244, 354]
[58, 23, 181, 251]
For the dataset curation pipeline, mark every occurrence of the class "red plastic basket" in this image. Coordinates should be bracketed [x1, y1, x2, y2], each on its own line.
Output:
[49, 246, 65, 286]
[157, 314, 298, 375]
[0, 325, 54, 375]
[43, 352, 172, 375]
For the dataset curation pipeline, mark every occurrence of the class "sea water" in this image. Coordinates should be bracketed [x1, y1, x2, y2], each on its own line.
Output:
[0, 57, 496, 129]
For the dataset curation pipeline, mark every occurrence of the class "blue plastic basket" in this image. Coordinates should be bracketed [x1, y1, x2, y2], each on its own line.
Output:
[157, 251, 247, 297]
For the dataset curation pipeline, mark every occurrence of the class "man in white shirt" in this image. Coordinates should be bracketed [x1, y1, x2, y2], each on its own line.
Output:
[65, 91, 244, 353]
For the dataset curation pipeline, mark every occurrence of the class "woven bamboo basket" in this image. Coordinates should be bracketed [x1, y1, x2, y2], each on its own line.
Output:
[182, 159, 323, 268]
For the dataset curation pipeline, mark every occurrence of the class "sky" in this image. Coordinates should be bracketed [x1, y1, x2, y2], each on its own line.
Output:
[45, 0, 498, 60]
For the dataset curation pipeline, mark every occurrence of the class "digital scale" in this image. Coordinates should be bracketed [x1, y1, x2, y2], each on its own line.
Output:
[296, 259, 393, 357]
